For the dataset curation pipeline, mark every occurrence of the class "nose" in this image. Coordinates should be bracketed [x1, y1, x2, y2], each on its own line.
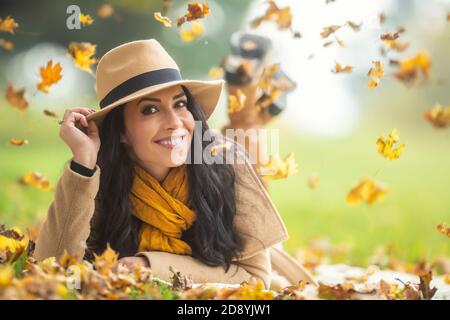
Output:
[163, 108, 184, 130]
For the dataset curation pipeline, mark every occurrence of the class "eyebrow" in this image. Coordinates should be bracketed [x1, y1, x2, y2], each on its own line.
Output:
[138, 92, 186, 105]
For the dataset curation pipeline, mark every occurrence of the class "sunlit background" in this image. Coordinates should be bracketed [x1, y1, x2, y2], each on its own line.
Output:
[1, 0, 449, 266]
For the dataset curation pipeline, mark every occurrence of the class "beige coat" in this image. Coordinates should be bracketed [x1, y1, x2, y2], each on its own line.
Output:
[34, 140, 317, 291]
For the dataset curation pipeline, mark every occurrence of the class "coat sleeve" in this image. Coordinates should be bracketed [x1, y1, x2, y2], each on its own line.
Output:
[33, 158, 101, 262]
[135, 248, 272, 289]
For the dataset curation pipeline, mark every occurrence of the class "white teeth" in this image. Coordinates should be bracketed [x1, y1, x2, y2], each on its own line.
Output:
[157, 136, 184, 146]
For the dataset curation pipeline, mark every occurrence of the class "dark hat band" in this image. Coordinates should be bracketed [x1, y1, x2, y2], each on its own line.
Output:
[99, 68, 182, 109]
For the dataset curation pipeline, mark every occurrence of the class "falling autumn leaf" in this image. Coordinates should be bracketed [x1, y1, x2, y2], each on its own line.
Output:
[0, 38, 13, 51]
[320, 25, 342, 38]
[9, 138, 29, 146]
[424, 104, 450, 128]
[382, 39, 409, 53]
[367, 61, 384, 89]
[376, 129, 405, 160]
[79, 13, 94, 26]
[154, 12, 173, 27]
[436, 223, 450, 238]
[5, 83, 29, 111]
[68, 42, 97, 74]
[0, 16, 18, 34]
[97, 4, 114, 18]
[43, 109, 57, 118]
[308, 175, 320, 189]
[251, 0, 292, 30]
[208, 67, 224, 79]
[347, 20, 362, 31]
[17, 171, 53, 191]
[37, 60, 62, 94]
[393, 51, 431, 87]
[176, 2, 210, 27]
[257, 152, 298, 181]
[346, 178, 389, 205]
[179, 21, 204, 43]
[228, 89, 246, 114]
[332, 62, 353, 74]
[380, 31, 399, 41]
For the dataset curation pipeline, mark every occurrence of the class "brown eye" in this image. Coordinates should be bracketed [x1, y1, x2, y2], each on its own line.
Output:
[175, 100, 187, 108]
[142, 105, 159, 115]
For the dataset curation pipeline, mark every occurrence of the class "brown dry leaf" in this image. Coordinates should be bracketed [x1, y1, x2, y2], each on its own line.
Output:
[367, 61, 384, 89]
[379, 12, 386, 24]
[346, 178, 389, 205]
[320, 25, 342, 38]
[0, 16, 18, 34]
[17, 171, 53, 191]
[68, 42, 97, 74]
[79, 13, 94, 26]
[376, 129, 405, 160]
[170, 266, 193, 291]
[97, 4, 114, 18]
[228, 89, 246, 114]
[380, 31, 399, 41]
[418, 270, 438, 300]
[0, 38, 13, 51]
[258, 152, 298, 181]
[179, 21, 203, 43]
[251, 0, 292, 30]
[318, 282, 356, 300]
[5, 83, 29, 111]
[37, 60, 62, 93]
[393, 51, 431, 87]
[332, 62, 353, 74]
[43, 109, 57, 118]
[176, 2, 210, 27]
[9, 138, 29, 146]
[154, 12, 173, 27]
[436, 223, 450, 238]
[424, 104, 450, 128]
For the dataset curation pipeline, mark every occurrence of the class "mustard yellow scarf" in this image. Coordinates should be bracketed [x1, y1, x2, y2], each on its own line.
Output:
[129, 164, 196, 255]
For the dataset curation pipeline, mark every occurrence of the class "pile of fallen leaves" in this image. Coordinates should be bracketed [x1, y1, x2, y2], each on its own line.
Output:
[1, 224, 448, 300]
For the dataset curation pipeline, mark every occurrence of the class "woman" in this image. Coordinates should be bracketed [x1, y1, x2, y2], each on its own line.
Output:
[34, 39, 317, 290]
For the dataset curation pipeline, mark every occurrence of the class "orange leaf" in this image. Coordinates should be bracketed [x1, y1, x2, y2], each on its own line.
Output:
[37, 60, 62, 93]
[5, 83, 28, 111]
[0, 16, 18, 34]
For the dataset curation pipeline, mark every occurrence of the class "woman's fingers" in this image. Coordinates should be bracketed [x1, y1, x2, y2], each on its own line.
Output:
[63, 111, 89, 128]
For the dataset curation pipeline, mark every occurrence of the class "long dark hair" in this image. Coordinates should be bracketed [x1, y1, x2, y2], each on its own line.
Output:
[86, 86, 245, 272]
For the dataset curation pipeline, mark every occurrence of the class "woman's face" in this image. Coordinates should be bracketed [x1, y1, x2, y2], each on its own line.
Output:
[120, 85, 195, 171]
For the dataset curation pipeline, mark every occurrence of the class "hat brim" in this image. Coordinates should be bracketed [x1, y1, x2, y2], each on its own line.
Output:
[86, 79, 225, 126]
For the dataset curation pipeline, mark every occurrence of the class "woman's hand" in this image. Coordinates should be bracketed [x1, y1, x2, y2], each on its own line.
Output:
[117, 256, 150, 272]
[59, 107, 101, 169]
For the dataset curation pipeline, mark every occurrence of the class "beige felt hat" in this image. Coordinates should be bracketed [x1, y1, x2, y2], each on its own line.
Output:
[86, 39, 224, 126]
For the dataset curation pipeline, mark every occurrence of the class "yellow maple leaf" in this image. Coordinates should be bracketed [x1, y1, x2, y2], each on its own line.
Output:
[9, 138, 29, 146]
[393, 51, 431, 87]
[258, 152, 298, 181]
[228, 89, 246, 114]
[17, 171, 53, 191]
[94, 243, 119, 276]
[79, 13, 94, 26]
[367, 61, 384, 89]
[154, 12, 173, 27]
[376, 129, 405, 160]
[37, 60, 62, 93]
[424, 103, 450, 128]
[250, 0, 293, 31]
[68, 42, 97, 73]
[208, 67, 224, 79]
[346, 178, 389, 205]
[179, 21, 203, 42]
[332, 62, 353, 74]
[0, 16, 18, 34]
[5, 83, 28, 111]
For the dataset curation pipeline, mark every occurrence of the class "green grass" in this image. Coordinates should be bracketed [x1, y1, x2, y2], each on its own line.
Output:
[0, 101, 449, 266]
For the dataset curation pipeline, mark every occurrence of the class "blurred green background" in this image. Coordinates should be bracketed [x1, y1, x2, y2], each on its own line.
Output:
[0, 0, 449, 266]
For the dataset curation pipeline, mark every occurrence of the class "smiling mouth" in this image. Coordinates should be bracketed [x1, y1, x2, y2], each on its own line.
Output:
[154, 135, 187, 148]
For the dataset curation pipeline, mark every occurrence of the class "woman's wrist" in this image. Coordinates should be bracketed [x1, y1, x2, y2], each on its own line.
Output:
[72, 154, 97, 170]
